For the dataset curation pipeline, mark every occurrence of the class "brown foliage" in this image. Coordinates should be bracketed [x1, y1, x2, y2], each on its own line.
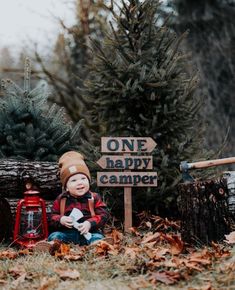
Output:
[0, 218, 234, 287]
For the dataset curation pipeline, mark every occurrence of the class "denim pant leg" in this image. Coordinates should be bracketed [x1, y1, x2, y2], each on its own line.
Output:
[87, 233, 104, 245]
[48, 229, 82, 244]
[48, 230, 104, 245]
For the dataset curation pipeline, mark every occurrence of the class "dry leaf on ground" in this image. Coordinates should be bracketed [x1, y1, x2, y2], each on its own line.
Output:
[8, 265, 26, 277]
[54, 268, 80, 280]
[141, 232, 160, 244]
[129, 227, 141, 236]
[124, 247, 141, 259]
[95, 240, 119, 256]
[63, 253, 84, 261]
[211, 242, 231, 258]
[144, 247, 169, 260]
[148, 271, 180, 285]
[145, 221, 152, 229]
[18, 248, 33, 256]
[0, 250, 18, 259]
[153, 216, 180, 231]
[161, 234, 184, 255]
[60, 243, 70, 255]
[11, 273, 26, 288]
[110, 229, 123, 244]
[39, 276, 58, 290]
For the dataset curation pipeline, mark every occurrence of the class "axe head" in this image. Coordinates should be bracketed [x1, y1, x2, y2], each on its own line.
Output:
[180, 161, 194, 182]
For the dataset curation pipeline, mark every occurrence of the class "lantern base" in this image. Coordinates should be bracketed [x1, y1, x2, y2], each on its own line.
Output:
[14, 238, 46, 249]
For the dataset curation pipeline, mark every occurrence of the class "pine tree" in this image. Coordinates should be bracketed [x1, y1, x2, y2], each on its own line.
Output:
[0, 59, 83, 161]
[84, 0, 208, 212]
[35, 0, 109, 137]
[167, 0, 235, 157]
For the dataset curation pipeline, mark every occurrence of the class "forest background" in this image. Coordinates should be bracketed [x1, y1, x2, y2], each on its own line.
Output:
[0, 2, 235, 289]
[0, 0, 234, 219]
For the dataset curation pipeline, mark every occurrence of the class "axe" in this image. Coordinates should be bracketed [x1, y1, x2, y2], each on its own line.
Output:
[180, 157, 235, 182]
[69, 208, 92, 240]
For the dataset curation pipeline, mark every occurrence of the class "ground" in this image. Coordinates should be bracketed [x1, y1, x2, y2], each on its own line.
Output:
[0, 216, 234, 290]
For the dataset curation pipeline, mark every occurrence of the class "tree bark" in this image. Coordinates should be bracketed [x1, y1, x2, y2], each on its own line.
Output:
[0, 197, 13, 242]
[178, 178, 232, 244]
[0, 159, 62, 199]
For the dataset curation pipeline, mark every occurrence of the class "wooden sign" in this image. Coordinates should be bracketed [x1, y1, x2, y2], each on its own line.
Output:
[97, 172, 157, 187]
[96, 155, 153, 170]
[101, 137, 157, 153]
[97, 137, 158, 233]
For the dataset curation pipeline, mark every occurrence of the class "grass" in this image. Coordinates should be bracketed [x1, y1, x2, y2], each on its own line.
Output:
[0, 234, 234, 290]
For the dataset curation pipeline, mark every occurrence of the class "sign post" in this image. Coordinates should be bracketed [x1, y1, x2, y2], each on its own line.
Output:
[97, 137, 157, 232]
[124, 153, 132, 232]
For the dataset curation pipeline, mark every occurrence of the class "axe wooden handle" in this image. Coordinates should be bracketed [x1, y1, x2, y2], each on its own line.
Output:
[187, 157, 235, 170]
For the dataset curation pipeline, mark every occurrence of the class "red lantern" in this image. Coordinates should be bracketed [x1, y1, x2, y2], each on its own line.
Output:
[13, 189, 48, 248]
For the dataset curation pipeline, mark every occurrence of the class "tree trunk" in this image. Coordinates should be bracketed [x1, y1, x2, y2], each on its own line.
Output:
[172, 2, 235, 157]
[223, 171, 235, 216]
[0, 197, 13, 242]
[0, 159, 61, 199]
[178, 178, 232, 244]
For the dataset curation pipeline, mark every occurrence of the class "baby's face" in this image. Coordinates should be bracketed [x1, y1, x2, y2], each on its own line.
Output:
[66, 173, 90, 197]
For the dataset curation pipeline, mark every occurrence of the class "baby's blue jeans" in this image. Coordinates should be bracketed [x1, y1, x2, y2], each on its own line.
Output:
[48, 229, 104, 245]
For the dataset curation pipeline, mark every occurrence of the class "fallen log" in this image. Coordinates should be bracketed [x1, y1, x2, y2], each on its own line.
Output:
[0, 159, 62, 199]
[6, 198, 54, 219]
[0, 197, 13, 242]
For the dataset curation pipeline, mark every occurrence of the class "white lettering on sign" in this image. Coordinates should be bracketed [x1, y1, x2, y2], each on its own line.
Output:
[97, 172, 158, 187]
[97, 155, 153, 170]
[101, 137, 157, 153]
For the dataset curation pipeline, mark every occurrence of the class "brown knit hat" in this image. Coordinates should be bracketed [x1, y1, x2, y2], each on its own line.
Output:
[58, 151, 91, 188]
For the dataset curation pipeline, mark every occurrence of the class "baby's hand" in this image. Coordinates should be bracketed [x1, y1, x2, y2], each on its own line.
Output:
[60, 216, 73, 228]
[77, 221, 91, 234]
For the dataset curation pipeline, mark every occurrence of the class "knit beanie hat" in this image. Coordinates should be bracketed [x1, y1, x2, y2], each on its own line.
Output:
[58, 151, 91, 188]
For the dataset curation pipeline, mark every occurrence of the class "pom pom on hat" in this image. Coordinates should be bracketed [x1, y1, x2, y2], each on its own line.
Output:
[59, 151, 91, 188]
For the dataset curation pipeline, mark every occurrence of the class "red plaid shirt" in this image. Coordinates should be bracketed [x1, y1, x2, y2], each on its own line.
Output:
[49, 191, 109, 232]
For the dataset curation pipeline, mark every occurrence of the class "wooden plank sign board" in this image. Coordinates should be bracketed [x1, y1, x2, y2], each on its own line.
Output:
[101, 137, 157, 153]
[97, 137, 157, 233]
[97, 155, 153, 170]
[97, 172, 157, 187]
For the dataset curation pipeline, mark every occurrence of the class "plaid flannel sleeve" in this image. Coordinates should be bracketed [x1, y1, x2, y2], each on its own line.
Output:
[49, 197, 63, 229]
[86, 193, 109, 231]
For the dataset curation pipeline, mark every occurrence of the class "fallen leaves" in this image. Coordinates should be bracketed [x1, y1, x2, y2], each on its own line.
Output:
[8, 264, 27, 288]
[54, 268, 80, 280]
[9, 265, 26, 277]
[94, 240, 119, 256]
[39, 277, 57, 290]
[0, 250, 18, 259]
[149, 271, 181, 285]
[0, 248, 33, 260]
[124, 247, 141, 259]
[0, 218, 233, 288]
[137, 212, 180, 232]
[161, 233, 184, 255]
[11, 272, 26, 288]
[141, 232, 160, 244]
[111, 228, 123, 244]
